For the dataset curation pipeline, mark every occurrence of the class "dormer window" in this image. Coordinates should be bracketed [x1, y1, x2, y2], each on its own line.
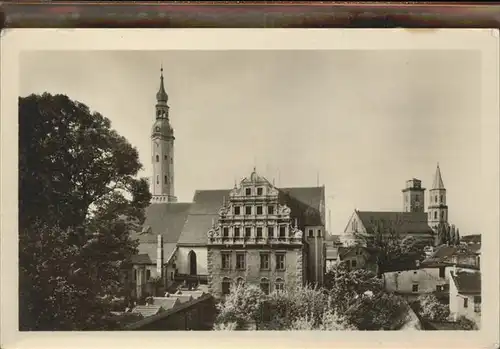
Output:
[268, 206, 275, 215]
[257, 187, 263, 196]
[245, 188, 251, 196]
[234, 206, 241, 215]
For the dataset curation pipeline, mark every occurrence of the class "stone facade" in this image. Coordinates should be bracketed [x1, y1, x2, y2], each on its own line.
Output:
[207, 169, 307, 298]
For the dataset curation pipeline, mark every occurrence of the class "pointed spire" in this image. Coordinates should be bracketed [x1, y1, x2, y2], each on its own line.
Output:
[156, 65, 168, 103]
[432, 162, 445, 189]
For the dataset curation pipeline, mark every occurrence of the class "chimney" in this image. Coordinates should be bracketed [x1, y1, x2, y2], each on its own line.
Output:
[156, 234, 163, 275]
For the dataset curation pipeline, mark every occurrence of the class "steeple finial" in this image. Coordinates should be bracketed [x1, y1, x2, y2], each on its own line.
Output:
[156, 65, 168, 103]
[432, 162, 445, 189]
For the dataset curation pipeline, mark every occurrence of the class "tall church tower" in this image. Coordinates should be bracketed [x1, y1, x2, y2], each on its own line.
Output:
[427, 163, 447, 230]
[151, 67, 177, 203]
[402, 178, 425, 213]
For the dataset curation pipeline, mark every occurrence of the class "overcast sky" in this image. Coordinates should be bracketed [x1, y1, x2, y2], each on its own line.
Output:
[20, 50, 481, 235]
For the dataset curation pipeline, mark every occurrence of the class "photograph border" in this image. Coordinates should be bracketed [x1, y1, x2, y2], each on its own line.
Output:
[2, 2, 500, 29]
[1, 28, 499, 349]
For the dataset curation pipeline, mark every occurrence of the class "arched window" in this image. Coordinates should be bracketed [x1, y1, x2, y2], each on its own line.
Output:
[260, 277, 270, 295]
[275, 278, 285, 293]
[434, 211, 437, 219]
[440, 195, 443, 203]
[222, 277, 231, 295]
[441, 211, 444, 219]
[236, 277, 245, 287]
[156, 175, 159, 184]
[156, 155, 159, 162]
[164, 175, 168, 184]
[188, 250, 197, 276]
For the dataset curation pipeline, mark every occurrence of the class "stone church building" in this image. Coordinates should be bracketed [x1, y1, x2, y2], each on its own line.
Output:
[127, 70, 326, 299]
[341, 164, 450, 247]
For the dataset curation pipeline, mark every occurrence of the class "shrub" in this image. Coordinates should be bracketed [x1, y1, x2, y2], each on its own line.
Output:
[417, 294, 450, 321]
[456, 316, 478, 330]
[344, 291, 410, 330]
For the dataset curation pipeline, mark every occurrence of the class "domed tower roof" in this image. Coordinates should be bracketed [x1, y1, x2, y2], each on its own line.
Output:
[156, 66, 168, 103]
[151, 118, 173, 138]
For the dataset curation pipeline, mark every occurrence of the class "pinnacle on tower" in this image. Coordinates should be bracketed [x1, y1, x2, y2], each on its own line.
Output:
[156, 66, 168, 103]
[432, 163, 445, 189]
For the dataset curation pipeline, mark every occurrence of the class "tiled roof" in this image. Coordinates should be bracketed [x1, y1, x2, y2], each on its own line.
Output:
[168, 294, 193, 303]
[135, 202, 191, 243]
[278, 186, 325, 226]
[461, 234, 481, 244]
[451, 270, 481, 294]
[178, 189, 230, 245]
[131, 305, 162, 317]
[174, 290, 205, 299]
[151, 297, 180, 310]
[422, 243, 481, 266]
[130, 253, 152, 265]
[177, 186, 325, 246]
[356, 211, 434, 236]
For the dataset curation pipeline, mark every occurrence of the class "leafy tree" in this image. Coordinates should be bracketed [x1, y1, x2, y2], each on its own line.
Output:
[215, 283, 266, 327]
[325, 261, 384, 314]
[19, 93, 151, 330]
[417, 294, 450, 321]
[353, 220, 427, 276]
[343, 291, 410, 330]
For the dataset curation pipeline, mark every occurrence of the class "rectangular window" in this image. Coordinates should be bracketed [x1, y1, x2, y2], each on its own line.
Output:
[221, 253, 231, 270]
[268, 227, 274, 238]
[351, 260, 357, 268]
[317, 229, 322, 238]
[256, 227, 263, 238]
[308, 229, 314, 238]
[279, 226, 286, 238]
[474, 296, 481, 313]
[260, 253, 270, 270]
[146, 269, 151, 280]
[245, 206, 252, 215]
[276, 254, 286, 271]
[463, 298, 468, 308]
[234, 227, 240, 237]
[245, 188, 251, 196]
[245, 227, 252, 238]
[236, 253, 246, 270]
[256, 206, 263, 215]
[223, 227, 229, 237]
[234, 206, 241, 215]
[412, 284, 419, 292]
[268, 206, 275, 214]
[134, 270, 137, 281]
[434, 211, 437, 219]
[257, 187, 263, 195]
[439, 267, 445, 278]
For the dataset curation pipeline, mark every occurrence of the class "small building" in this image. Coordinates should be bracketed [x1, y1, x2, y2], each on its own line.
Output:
[449, 268, 481, 328]
[383, 264, 451, 301]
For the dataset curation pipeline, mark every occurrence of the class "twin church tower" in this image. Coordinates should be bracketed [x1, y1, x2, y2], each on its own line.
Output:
[402, 164, 449, 232]
[150, 67, 177, 204]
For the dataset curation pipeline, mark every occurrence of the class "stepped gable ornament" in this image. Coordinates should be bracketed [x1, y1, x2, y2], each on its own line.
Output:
[294, 229, 303, 239]
[278, 204, 291, 216]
